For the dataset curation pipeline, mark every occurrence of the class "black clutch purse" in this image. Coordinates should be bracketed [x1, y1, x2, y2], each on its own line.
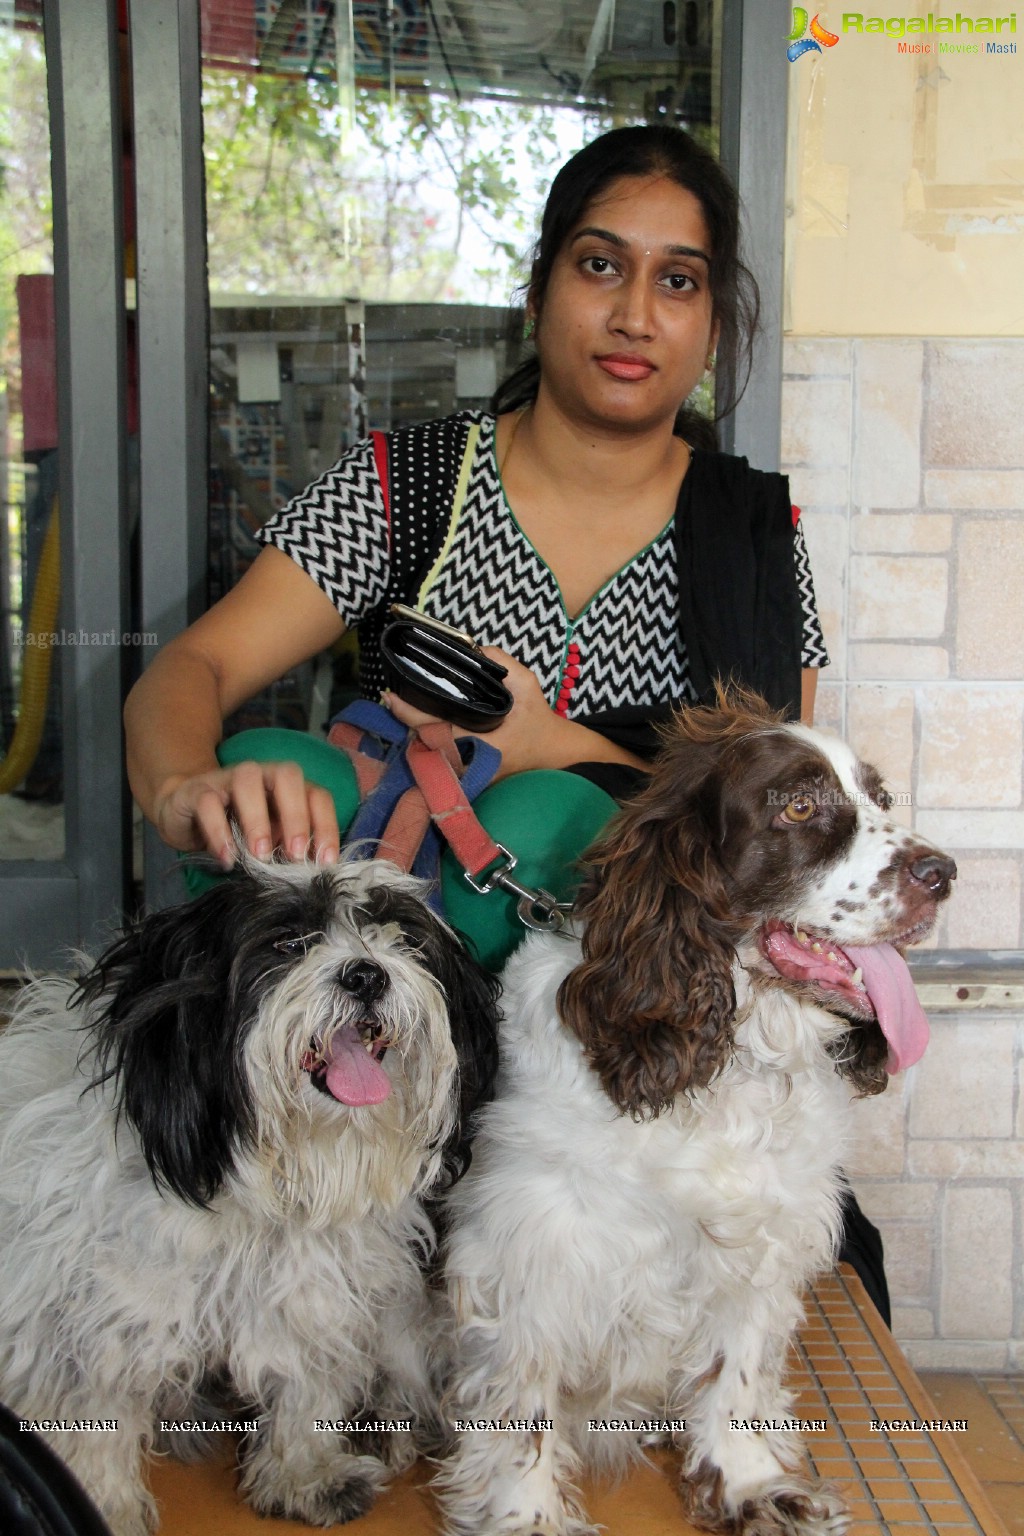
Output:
[380, 604, 514, 733]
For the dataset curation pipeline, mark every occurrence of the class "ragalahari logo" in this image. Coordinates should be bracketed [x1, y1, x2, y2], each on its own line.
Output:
[787, 8, 840, 59]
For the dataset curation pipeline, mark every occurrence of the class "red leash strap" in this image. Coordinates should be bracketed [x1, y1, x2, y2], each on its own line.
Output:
[375, 787, 432, 871]
[326, 709, 567, 931]
[327, 718, 388, 800]
[406, 733, 569, 930]
[405, 730, 502, 878]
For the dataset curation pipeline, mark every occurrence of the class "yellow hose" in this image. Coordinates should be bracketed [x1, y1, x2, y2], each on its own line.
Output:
[0, 496, 61, 793]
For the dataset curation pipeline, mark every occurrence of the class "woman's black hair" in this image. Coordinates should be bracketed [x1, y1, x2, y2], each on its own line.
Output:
[491, 125, 760, 452]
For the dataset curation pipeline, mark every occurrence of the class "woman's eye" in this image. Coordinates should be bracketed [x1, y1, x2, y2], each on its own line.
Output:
[782, 796, 817, 824]
[662, 272, 697, 293]
[581, 255, 616, 276]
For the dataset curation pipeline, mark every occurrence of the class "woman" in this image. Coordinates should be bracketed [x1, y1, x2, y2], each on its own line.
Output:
[125, 126, 893, 1320]
[125, 125, 828, 870]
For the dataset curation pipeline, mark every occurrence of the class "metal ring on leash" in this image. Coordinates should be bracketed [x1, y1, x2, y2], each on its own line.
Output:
[463, 845, 573, 932]
[514, 890, 572, 932]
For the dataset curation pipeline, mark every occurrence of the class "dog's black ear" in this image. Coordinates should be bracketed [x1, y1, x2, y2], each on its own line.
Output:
[430, 935, 501, 1167]
[381, 898, 500, 1184]
[76, 882, 257, 1206]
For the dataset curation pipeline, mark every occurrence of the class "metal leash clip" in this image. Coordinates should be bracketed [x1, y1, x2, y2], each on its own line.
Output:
[463, 845, 573, 933]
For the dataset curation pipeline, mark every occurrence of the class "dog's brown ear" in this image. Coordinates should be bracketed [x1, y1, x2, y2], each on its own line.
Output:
[558, 767, 736, 1119]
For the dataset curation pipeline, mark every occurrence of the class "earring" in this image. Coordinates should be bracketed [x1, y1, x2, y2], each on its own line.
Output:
[523, 315, 535, 341]
[706, 351, 716, 372]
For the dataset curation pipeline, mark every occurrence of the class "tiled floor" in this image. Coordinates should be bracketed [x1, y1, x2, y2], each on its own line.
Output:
[148, 1267, 1014, 1536]
[786, 1272, 1009, 1536]
[918, 1372, 1024, 1536]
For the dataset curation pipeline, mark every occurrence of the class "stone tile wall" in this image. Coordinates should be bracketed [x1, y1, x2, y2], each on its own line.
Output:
[780, 337, 1024, 1369]
[782, 336, 1024, 951]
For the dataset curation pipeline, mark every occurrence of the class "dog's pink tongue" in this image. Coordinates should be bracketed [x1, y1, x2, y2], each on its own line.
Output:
[842, 943, 930, 1074]
[323, 1026, 391, 1106]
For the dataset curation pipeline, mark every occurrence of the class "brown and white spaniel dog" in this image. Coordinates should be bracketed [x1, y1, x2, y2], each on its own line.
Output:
[439, 691, 954, 1536]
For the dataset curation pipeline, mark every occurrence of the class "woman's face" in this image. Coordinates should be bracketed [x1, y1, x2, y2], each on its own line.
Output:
[532, 174, 718, 435]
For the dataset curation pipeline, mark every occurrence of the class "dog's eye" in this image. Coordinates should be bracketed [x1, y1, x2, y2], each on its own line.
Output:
[781, 794, 817, 824]
[274, 932, 324, 956]
[876, 787, 893, 811]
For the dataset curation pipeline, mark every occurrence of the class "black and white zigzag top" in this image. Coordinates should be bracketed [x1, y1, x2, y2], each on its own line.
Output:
[258, 411, 829, 721]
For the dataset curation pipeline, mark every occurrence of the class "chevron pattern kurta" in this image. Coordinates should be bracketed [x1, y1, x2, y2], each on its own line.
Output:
[259, 411, 829, 713]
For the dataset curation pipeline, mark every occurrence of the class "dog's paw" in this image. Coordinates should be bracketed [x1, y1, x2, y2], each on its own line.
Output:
[736, 1481, 850, 1536]
[443, 1508, 597, 1536]
[682, 1468, 850, 1535]
[252, 1476, 376, 1527]
[518, 1518, 598, 1536]
[246, 1453, 389, 1527]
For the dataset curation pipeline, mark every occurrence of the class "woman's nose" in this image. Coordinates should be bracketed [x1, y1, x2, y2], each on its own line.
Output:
[608, 276, 654, 339]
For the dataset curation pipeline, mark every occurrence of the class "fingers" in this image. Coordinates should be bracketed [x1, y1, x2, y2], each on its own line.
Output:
[307, 781, 340, 867]
[480, 649, 544, 703]
[190, 780, 237, 868]
[155, 761, 340, 868]
[228, 760, 278, 861]
[382, 690, 447, 731]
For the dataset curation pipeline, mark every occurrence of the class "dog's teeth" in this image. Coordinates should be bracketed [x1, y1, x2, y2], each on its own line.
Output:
[796, 929, 809, 944]
[811, 941, 822, 953]
[851, 967, 864, 987]
[827, 951, 838, 963]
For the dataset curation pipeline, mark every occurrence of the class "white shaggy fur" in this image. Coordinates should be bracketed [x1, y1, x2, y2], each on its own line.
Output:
[440, 933, 852, 1536]
[438, 705, 954, 1536]
[0, 856, 496, 1536]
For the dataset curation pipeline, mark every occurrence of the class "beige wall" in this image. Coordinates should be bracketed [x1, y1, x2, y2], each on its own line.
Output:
[783, 2, 1023, 1368]
[782, 334, 1024, 954]
[785, 0, 1024, 337]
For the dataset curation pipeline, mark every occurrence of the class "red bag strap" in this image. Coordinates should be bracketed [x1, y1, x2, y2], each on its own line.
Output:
[371, 429, 391, 539]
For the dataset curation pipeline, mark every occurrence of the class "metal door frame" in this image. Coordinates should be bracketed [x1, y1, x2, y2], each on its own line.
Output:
[720, 0, 789, 468]
[1, 0, 132, 968]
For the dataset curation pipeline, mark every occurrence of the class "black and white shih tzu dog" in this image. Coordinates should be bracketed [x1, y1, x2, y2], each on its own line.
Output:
[0, 851, 499, 1536]
[439, 693, 956, 1536]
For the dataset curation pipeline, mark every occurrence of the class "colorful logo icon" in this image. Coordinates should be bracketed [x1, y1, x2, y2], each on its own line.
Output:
[787, 8, 840, 60]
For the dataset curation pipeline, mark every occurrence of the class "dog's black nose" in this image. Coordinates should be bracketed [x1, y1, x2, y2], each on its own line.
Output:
[907, 851, 957, 897]
[340, 959, 388, 1003]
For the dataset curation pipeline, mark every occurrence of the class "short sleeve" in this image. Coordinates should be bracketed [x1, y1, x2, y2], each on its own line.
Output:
[256, 436, 390, 627]
[793, 518, 830, 668]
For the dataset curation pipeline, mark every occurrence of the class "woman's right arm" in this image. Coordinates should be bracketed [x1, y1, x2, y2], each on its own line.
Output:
[124, 546, 347, 866]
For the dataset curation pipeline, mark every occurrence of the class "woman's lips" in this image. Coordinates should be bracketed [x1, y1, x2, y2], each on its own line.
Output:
[595, 354, 656, 381]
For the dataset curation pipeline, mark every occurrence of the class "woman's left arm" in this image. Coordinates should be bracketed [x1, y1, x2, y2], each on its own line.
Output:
[801, 667, 818, 725]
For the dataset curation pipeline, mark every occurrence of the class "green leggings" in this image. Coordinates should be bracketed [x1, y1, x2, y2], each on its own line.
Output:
[186, 727, 616, 972]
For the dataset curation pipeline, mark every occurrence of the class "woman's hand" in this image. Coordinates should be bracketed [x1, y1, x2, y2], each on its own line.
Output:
[385, 647, 645, 777]
[153, 760, 340, 869]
